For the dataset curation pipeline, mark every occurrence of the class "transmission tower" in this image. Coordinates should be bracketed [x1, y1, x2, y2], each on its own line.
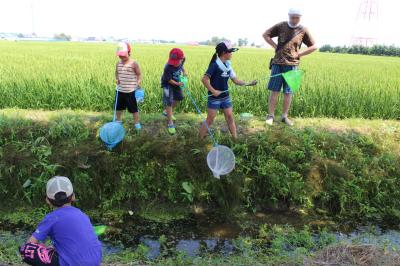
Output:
[351, 0, 379, 47]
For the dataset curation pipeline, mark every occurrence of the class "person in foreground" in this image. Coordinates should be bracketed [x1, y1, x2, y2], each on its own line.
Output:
[19, 176, 102, 266]
[200, 41, 257, 140]
[263, 7, 317, 126]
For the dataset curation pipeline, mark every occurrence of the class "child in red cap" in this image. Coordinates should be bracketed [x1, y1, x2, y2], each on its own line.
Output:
[161, 48, 187, 135]
[115, 42, 142, 130]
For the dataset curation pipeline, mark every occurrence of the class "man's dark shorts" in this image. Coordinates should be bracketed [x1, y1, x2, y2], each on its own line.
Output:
[268, 64, 298, 94]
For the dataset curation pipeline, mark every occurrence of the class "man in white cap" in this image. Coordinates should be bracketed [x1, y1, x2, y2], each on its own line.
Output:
[263, 8, 317, 126]
[20, 176, 102, 266]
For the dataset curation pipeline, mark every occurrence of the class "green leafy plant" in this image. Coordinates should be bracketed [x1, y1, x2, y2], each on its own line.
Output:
[181, 181, 194, 203]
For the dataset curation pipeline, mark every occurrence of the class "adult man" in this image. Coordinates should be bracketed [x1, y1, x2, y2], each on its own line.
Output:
[263, 8, 317, 126]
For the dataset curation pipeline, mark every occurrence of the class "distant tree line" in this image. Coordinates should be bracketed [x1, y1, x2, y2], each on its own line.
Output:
[200, 36, 260, 47]
[54, 33, 71, 41]
[319, 44, 400, 57]
[199, 36, 230, 46]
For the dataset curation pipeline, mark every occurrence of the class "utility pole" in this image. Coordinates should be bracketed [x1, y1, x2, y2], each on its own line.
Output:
[31, 0, 36, 36]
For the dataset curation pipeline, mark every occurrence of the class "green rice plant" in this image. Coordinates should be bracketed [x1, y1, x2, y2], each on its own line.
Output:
[0, 41, 399, 118]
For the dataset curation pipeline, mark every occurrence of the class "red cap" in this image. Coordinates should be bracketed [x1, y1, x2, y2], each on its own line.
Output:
[168, 48, 185, 66]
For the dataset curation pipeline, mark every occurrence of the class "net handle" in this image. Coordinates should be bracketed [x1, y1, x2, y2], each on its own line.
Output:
[181, 78, 218, 147]
[215, 145, 219, 173]
[255, 69, 304, 82]
[113, 87, 119, 122]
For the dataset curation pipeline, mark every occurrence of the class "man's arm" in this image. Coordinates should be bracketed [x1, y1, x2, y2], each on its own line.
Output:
[262, 24, 279, 49]
[298, 44, 318, 58]
[263, 31, 277, 50]
[298, 29, 317, 58]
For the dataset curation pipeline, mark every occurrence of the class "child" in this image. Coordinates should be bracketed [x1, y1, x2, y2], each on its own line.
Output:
[200, 41, 257, 139]
[19, 176, 102, 266]
[115, 42, 142, 130]
[161, 48, 187, 135]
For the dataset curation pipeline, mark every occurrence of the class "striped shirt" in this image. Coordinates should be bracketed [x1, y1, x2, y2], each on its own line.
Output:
[116, 60, 138, 93]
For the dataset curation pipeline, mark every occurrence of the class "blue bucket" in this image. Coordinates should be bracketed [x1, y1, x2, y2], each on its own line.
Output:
[135, 88, 145, 103]
[99, 121, 126, 150]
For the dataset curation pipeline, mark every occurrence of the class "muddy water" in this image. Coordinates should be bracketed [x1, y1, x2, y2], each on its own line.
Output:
[2, 210, 400, 260]
[3, 227, 400, 260]
[111, 210, 318, 247]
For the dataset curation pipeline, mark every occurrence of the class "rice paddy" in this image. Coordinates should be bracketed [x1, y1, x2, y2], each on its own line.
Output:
[0, 41, 399, 119]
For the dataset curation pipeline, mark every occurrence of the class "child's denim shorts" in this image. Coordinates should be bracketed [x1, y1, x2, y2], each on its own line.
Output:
[163, 86, 184, 107]
[207, 96, 232, 110]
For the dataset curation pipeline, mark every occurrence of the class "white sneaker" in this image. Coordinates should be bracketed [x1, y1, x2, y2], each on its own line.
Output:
[281, 116, 294, 126]
[265, 115, 274, 126]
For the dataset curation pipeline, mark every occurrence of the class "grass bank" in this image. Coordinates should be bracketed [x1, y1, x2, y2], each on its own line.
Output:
[1, 108, 399, 226]
[1, 108, 400, 265]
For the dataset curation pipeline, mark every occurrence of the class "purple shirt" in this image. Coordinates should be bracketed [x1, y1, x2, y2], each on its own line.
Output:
[33, 206, 102, 266]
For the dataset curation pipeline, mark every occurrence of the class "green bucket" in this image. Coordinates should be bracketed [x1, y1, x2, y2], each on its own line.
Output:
[240, 113, 254, 121]
[93, 225, 107, 236]
[179, 75, 189, 89]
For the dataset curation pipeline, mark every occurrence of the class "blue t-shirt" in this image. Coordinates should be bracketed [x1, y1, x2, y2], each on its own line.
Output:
[205, 62, 236, 99]
[33, 206, 102, 266]
[161, 64, 184, 89]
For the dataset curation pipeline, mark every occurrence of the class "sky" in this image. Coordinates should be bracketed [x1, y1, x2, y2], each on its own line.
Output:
[0, 0, 399, 46]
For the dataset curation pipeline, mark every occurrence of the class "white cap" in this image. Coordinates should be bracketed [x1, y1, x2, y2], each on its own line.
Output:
[46, 176, 74, 200]
[288, 8, 302, 16]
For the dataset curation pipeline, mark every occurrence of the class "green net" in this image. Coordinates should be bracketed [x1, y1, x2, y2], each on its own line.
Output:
[282, 70, 303, 92]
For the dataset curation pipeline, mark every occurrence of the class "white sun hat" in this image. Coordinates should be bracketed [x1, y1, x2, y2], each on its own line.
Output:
[46, 176, 74, 200]
[288, 8, 303, 16]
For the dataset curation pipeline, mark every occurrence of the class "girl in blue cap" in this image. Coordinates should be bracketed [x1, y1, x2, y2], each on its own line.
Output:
[200, 41, 257, 139]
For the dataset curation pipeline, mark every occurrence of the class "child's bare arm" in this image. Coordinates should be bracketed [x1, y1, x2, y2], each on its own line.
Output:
[168, 79, 183, 87]
[231, 77, 258, 86]
[26, 235, 39, 244]
[133, 62, 142, 87]
[115, 63, 119, 84]
[183, 67, 188, 76]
